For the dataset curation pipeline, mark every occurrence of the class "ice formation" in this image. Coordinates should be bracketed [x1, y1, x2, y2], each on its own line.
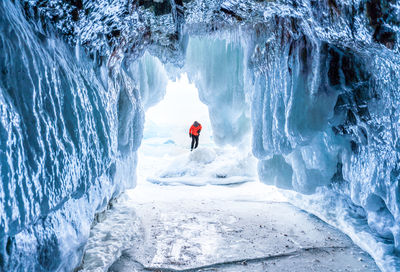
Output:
[184, 37, 251, 145]
[1, 0, 400, 271]
[0, 1, 161, 270]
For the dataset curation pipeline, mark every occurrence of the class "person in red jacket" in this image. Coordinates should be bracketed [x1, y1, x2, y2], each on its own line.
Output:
[189, 121, 202, 151]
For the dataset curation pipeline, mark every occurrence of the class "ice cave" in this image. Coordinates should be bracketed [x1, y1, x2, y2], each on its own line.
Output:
[1, 0, 400, 271]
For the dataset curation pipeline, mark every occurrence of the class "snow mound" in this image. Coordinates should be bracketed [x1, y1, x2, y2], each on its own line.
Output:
[142, 140, 256, 186]
[189, 147, 216, 164]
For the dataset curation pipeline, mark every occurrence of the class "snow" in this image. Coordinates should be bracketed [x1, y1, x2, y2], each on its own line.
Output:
[145, 144, 256, 186]
[189, 147, 217, 164]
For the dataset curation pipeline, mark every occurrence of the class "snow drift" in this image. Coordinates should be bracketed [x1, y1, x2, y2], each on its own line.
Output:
[2, 0, 400, 271]
[145, 144, 256, 186]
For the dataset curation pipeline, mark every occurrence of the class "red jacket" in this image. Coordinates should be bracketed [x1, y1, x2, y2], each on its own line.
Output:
[189, 122, 202, 136]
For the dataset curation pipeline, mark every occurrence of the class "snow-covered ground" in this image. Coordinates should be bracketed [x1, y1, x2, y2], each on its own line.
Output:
[78, 136, 378, 271]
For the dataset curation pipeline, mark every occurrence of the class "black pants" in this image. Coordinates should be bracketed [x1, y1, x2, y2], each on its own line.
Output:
[191, 135, 199, 150]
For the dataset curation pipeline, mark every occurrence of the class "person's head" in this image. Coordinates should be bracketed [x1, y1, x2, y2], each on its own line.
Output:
[193, 121, 199, 126]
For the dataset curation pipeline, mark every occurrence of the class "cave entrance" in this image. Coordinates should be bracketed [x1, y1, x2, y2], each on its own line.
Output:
[137, 72, 216, 187]
[132, 36, 265, 191]
[135, 70, 263, 191]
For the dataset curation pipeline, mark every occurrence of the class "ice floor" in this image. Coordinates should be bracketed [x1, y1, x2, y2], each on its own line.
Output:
[79, 139, 379, 271]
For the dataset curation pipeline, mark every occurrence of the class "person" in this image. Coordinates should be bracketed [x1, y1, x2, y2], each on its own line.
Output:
[189, 121, 202, 151]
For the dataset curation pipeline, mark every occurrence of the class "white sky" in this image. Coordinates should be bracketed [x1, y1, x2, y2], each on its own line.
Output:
[144, 74, 213, 145]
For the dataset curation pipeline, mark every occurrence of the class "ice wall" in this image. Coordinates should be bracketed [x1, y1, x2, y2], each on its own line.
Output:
[248, 12, 400, 272]
[251, 27, 343, 193]
[0, 1, 147, 270]
[128, 52, 168, 111]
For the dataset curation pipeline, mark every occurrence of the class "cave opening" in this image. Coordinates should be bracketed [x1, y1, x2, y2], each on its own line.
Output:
[134, 67, 264, 194]
[129, 35, 262, 190]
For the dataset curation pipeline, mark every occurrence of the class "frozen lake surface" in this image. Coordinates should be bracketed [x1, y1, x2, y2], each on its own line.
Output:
[80, 182, 378, 272]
